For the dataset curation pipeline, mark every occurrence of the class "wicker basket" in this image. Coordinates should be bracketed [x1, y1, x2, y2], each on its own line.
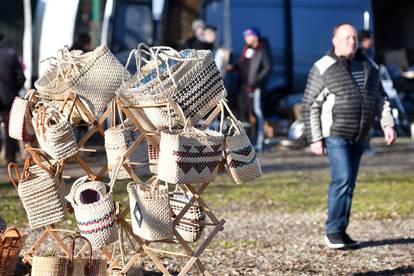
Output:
[0, 228, 26, 276]
[8, 89, 36, 142]
[32, 103, 79, 161]
[176, 219, 205, 243]
[35, 46, 129, 120]
[169, 188, 205, 222]
[65, 164, 121, 249]
[8, 147, 67, 229]
[127, 180, 173, 241]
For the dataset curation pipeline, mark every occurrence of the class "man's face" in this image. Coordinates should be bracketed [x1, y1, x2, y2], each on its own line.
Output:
[333, 24, 357, 58]
[244, 34, 258, 46]
[360, 37, 373, 50]
[204, 29, 217, 44]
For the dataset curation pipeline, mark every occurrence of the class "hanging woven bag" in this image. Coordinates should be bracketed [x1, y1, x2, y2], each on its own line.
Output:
[32, 103, 79, 161]
[65, 162, 121, 249]
[0, 228, 27, 276]
[8, 146, 67, 229]
[127, 180, 173, 241]
[31, 235, 107, 276]
[8, 89, 36, 142]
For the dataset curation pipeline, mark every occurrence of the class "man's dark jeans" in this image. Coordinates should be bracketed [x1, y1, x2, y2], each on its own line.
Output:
[324, 137, 367, 234]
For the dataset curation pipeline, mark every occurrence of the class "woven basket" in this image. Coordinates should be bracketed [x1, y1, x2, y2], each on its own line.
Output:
[35, 46, 129, 120]
[176, 220, 204, 243]
[32, 104, 79, 161]
[65, 164, 121, 249]
[127, 181, 173, 241]
[169, 188, 205, 222]
[147, 143, 159, 174]
[0, 228, 26, 276]
[8, 89, 36, 142]
[8, 147, 67, 229]
[105, 100, 150, 179]
[31, 236, 107, 276]
[158, 125, 224, 184]
[225, 117, 262, 184]
[121, 45, 227, 129]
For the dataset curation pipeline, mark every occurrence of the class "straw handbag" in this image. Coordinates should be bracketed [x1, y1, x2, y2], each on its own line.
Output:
[32, 103, 79, 161]
[8, 89, 36, 142]
[35, 46, 129, 120]
[121, 44, 227, 129]
[31, 235, 107, 276]
[0, 228, 26, 276]
[8, 146, 67, 229]
[158, 109, 224, 184]
[65, 163, 121, 249]
[104, 100, 150, 179]
[225, 116, 262, 184]
[127, 180, 173, 241]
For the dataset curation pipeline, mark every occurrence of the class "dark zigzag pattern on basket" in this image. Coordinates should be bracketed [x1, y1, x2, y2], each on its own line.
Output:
[148, 144, 159, 160]
[227, 145, 253, 156]
[177, 160, 222, 174]
[77, 209, 115, 226]
[171, 63, 223, 118]
[228, 155, 257, 169]
[173, 144, 222, 157]
[78, 220, 116, 234]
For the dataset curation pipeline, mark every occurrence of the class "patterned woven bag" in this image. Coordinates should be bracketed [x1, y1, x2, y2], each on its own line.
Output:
[105, 100, 150, 179]
[31, 235, 107, 276]
[35, 46, 129, 120]
[8, 146, 67, 229]
[225, 117, 262, 184]
[158, 116, 224, 184]
[32, 103, 78, 161]
[176, 220, 205, 243]
[65, 164, 121, 249]
[122, 44, 227, 129]
[127, 180, 173, 241]
[0, 228, 27, 276]
[8, 89, 36, 142]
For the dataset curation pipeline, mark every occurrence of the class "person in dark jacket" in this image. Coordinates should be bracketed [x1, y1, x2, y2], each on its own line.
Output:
[0, 33, 25, 163]
[183, 19, 209, 50]
[302, 23, 396, 249]
[237, 26, 271, 151]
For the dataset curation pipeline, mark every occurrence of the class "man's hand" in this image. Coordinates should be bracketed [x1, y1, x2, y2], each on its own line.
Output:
[384, 126, 397, 145]
[310, 140, 325, 156]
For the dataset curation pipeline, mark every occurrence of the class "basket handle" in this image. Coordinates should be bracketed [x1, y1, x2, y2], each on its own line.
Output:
[108, 158, 123, 192]
[51, 235, 74, 256]
[24, 145, 56, 176]
[0, 228, 21, 241]
[60, 92, 79, 122]
[7, 163, 20, 190]
[67, 235, 93, 276]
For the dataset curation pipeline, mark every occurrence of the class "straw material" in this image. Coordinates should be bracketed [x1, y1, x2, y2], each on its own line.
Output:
[32, 104, 78, 161]
[0, 228, 26, 276]
[8, 90, 35, 142]
[158, 128, 224, 184]
[66, 177, 118, 249]
[176, 220, 204, 243]
[225, 119, 262, 184]
[169, 190, 205, 222]
[127, 182, 173, 241]
[35, 46, 129, 119]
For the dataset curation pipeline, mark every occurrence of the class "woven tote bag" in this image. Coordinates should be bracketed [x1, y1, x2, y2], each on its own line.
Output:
[8, 89, 36, 142]
[158, 120, 224, 184]
[105, 100, 150, 179]
[31, 236, 107, 276]
[35, 46, 129, 119]
[8, 148, 67, 229]
[176, 220, 204, 243]
[65, 163, 121, 249]
[0, 228, 26, 276]
[225, 117, 262, 184]
[169, 186, 205, 222]
[127, 180, 173, 241]
[122, 44, 227, 129]
[32, 103, 78, 161]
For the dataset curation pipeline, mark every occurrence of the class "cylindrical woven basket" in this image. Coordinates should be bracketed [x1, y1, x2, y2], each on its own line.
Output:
[8, 89, 36, 142]
[35, 46, 129, 120]
[65, 176, 118, 249]
[158, 128, 224, 184]
[225, 118, 262, 184]
[0, 228, 26, 276]
[169, 189, 205, 222]
[32, 104, 78, 161]
[8, 150, 67, 229]
[127, 181, 173, 241]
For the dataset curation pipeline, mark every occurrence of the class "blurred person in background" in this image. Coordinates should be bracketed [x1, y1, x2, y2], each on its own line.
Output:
[184, 19, 206, 50]
[232, 26, 271, 152]
[70, 32, 92, 53]
[302, 23, 396, 249]
[0, 33, 25, 164]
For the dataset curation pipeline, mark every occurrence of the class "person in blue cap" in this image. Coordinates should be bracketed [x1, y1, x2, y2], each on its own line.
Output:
[235, 26, 271, 152]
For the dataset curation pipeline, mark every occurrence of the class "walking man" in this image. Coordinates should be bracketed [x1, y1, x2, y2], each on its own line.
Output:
[302, 23, 396, 249]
